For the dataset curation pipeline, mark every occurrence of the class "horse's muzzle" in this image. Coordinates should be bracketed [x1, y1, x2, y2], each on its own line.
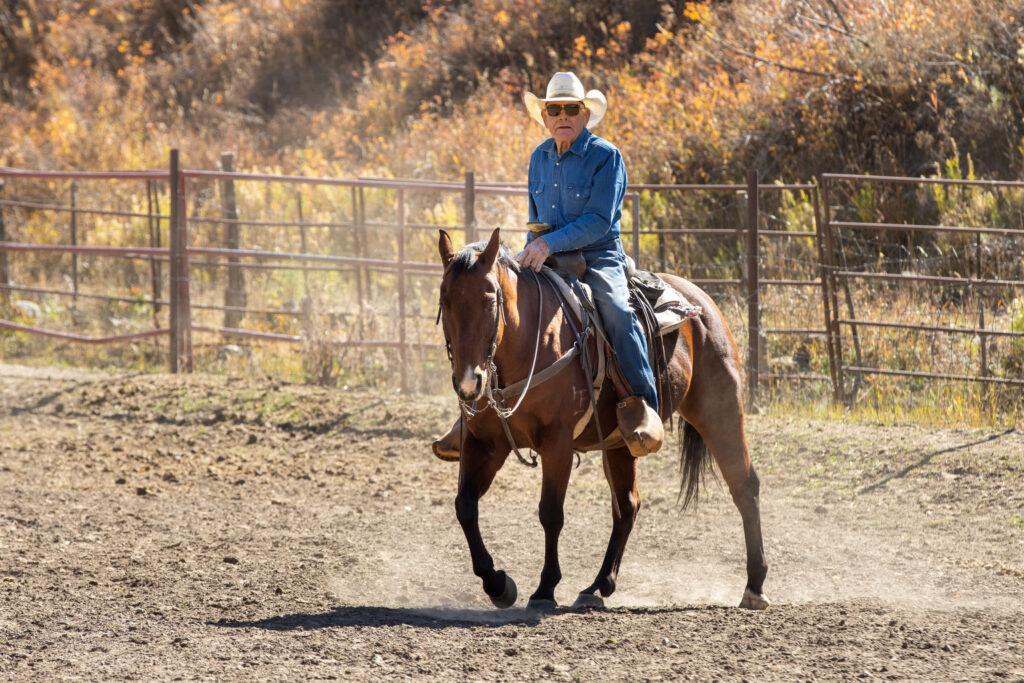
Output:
[454, 366, 486, 402]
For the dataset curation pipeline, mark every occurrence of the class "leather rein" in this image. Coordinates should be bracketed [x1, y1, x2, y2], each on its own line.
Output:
[437, 262, 589, 467]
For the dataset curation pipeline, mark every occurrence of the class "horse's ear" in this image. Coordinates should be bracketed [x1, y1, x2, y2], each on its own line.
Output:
[478, 227, 501, 272]
[438, 230, 455, 266]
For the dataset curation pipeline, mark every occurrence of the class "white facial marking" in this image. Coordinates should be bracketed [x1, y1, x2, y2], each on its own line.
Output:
[459, 366, 484, 398]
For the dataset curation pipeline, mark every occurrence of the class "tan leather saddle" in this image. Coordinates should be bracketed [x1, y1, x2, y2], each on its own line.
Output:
[544, 248, 663, 456]
[540, 249, 697, 457]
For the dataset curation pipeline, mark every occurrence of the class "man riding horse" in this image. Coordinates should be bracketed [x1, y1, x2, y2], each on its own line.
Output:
[433, 71, 769, 611]
[433, 71, 664, 459]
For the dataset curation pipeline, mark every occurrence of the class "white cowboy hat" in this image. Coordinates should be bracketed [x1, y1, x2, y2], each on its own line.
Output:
[523, 71, 607, 129]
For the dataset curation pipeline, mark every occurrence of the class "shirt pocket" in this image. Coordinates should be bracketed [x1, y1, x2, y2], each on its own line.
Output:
[529, 179, 547, 215]
[564, 182, 592, 217]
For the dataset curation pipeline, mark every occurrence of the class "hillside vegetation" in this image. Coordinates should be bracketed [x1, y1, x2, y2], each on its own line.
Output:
[2, 1, 1024, 424]
[3, 0, 1024, 184]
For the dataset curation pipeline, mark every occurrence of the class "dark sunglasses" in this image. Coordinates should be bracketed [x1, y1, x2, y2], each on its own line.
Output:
[545, 103, 584, 117]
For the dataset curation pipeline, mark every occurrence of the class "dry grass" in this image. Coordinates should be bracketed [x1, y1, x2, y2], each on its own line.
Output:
[3, 1, 1024, 425]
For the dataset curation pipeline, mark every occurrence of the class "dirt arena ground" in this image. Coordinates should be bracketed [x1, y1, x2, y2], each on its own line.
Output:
[1, 363, 1022, 681]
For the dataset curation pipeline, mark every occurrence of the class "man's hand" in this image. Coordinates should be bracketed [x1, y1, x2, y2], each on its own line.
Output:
[516, 237, 550, 272]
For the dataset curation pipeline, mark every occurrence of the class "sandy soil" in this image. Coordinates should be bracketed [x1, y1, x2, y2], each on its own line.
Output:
[1, 363, 1022, 681]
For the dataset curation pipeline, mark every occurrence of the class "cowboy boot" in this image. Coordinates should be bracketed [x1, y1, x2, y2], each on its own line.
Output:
[616, 396, 664, 457]
[431, 416, 463, 461]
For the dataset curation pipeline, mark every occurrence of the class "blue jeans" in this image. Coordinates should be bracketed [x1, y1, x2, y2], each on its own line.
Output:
[580, 242, 659, 411]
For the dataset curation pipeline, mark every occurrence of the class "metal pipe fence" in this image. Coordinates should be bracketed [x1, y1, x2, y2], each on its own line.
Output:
[820, 173, 1024, 404]
[1, 156, 1021, 407]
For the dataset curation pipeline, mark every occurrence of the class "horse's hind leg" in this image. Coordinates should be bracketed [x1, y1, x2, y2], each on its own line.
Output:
[691, 402, 770, 609]
[575, 446, 638, 608]
[455, 435, 517, 608]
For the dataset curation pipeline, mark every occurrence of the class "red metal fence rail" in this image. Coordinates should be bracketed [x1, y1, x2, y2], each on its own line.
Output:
[0, 166, 171, 349]
[820, 172, 1024, 404]
[0, 153, 836, 400]
[3, 153, 1021, 406]
[402, 172, 831, 407]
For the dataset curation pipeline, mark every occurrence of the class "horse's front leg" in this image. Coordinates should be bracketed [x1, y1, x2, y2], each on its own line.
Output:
[455, 433, 516, 608]
[527, 437, 574, 610]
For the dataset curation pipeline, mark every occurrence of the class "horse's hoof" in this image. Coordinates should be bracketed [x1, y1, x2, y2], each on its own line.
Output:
[739, 587, 770, 610]
[526, 598, 558, 612]
[572, 592, 605, 609]
[489, 573, 518, 609]
[431, 440, 460, 462]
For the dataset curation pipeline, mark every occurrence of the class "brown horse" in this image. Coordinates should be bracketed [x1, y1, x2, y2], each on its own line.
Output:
[436, 227, 769, 611]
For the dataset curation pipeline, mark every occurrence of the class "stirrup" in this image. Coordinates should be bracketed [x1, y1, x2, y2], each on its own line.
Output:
[431, 417, 462, 462]
[616, 397, 664, 457]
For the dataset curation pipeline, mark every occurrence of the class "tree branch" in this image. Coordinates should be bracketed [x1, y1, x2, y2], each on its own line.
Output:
[824, 0, 853, 35]
[796, 10, 870, 47]
[709, 34, 855, 82]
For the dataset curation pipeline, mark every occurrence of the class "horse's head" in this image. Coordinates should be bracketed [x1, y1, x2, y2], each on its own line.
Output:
[437, 227, 508, 402]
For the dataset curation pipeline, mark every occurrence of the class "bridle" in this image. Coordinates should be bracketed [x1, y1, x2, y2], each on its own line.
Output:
[437, 260, 544, 466]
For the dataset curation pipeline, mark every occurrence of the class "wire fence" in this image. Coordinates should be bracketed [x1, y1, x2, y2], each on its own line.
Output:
[1, 153, 1021, 414]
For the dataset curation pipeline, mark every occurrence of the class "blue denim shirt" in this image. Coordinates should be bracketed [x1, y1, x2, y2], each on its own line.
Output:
[526, 128, 627, 254]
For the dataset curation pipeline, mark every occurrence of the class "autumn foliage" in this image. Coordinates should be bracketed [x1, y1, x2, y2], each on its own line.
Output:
[3, 1, 1024, 419]
[1, 0, 1022, 186]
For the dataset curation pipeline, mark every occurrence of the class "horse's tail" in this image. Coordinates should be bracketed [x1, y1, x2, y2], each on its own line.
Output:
[678, 419, 714, 509]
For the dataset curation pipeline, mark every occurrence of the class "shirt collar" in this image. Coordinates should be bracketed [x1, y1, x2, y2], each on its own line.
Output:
[544, 128, 592, 160]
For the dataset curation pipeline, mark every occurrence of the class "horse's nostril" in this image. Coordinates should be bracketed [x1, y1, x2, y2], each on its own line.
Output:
[453, 367, 487, 401]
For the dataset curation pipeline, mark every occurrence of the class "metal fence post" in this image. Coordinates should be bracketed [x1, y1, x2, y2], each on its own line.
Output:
[168, 149, 193, 372]
[812, 181, 839, 401]
[834, 210, 863, 405]
[219, 152, 245, 329]
[0, 180, 8, 306]
[350, 186, 364, 309]
[296, 190, 309, 295]
[745, 169, 760, 412]
[973, 226, 984, 413]
[358, 186, 369, 305]
[70, 181, 78, 307]
[630, 193, 641, 266]
[819, 176, 845, 403]
[653, 191, 666, 272]
[146, 180, 162, 324]
[180, 158, 193, 371]
[975, 231, 983, 281]
[169, 153, 180, 372]
[979, 301, 989, 407]
[464, 171, 477, 245]
[397, 188, 408, 392]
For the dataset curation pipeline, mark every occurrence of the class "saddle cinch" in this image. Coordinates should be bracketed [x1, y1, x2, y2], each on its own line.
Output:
[539, 250, 702, 453]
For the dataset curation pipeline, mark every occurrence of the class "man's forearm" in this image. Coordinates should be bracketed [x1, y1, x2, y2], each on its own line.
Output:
[542, 214, 611, 253]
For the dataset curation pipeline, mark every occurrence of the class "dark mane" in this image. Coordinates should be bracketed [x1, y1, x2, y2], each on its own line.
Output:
[446, 239, 520, 277]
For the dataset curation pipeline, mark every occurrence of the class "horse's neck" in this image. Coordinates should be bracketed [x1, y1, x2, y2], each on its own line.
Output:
[493, 267, 561, 383]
